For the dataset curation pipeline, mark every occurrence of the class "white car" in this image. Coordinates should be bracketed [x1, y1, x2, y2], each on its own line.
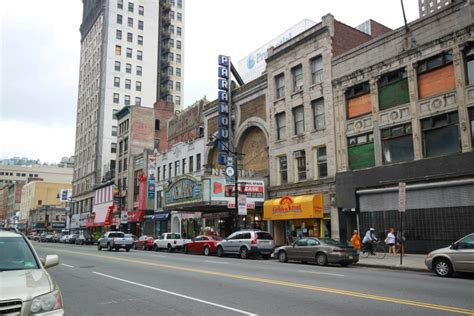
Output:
[153, 233, 191, 252]
[0, 229, 64, 315]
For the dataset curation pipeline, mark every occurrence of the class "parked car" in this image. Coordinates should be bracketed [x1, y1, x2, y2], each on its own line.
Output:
[425, 233, 474, 277]
[133, 235, 155, 250]
[275, 237, 359, 266]
[52, 233, 61, 243]
[97, 231, 134, 252]
[125, 234, 138, 242]
[216, 230, 274, 259]
[67, 234, 78, 244]
[0, 229, 64, 315]
[59, 234, 68, 243]
[153, 233, 190, 252]
[40, 233, 54, 243]
[184, 235, 223, 256]
[75, 233, 94, 245]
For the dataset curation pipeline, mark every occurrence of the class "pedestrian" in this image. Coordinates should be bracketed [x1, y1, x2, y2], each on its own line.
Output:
[396, 230, 405, 255]
[385, 228, 396, 255]
[350, 230, 361, 253]
[362, 228, 378, 255]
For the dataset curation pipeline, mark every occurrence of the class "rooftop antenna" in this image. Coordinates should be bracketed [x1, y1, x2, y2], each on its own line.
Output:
[401, 0, 409, 32]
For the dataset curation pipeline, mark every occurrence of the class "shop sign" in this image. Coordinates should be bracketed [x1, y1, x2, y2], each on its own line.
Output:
[147, 155, 156, 199]
[104, 205, 115, 226]
[202, 211, 230, 220]
[164, 176, 202, 207]
[120, 211, 128, 224]
[263, 194, 323, 221]
[127, 210, 145, 222]
[138, 173, 147, 210]
[238, 194, 247, 216]
[211, 178, 264, 205]
[217, 54, 231, 165]
[70, 214, 80, 229]
[51, 222, 66, 229]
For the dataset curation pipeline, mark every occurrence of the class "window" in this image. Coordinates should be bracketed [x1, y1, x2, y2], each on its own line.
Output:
[465, 45, 474, 85]
[112, 126, 118, 136]
[296, 239, 308, 247]
[312, 99, 325, 131]
[157, 167, 160, 181]
[125, 79, 131, 89]
[469, 107, 474, 146]
[418, 51, 455, 99]
[175, 81, 181, 91]
[113, 109, 118, 119]
[278, 156, 288, 184]
[114, 77, 120, 87]
[162, 165, 166, 180]
[126, 47, 132, 58]
[117, 0, 123, 9]
[381, 123, 414, 164]
[168, 163, 172, 178]
[167, 80, 173, 90]
[175, 161, 180, 176]
[111, 143, 117, 153]
[182, 158, 186, 174]
[189, 156, 194, 173]
[292, 65, 303, 91]
[346, 82, 371, 119]
[168, 53, 174, 62]
[136, 81, 142, 91]
[136, 65, 142, 76]
[155, 119, 160, 130]
[137, 50, 143, 60]
[177, 0, 182, 8]
[128, 2, 134, 12]
[113, 93, 119, 103]
[348, 132, 375, 170]
[125, 95, 130, 105]
[315, 146, 327, 178]
[127, 32, 133, 42]
[137, 35, 143, 45]
[135, 97, 141, 106]
[176, 54, 182, 64]
[115, 45, 122, 56]
[275, 74, 285, 99]
[124, 137, 128, 152]
[123, 158, 128, 171]
[128, 17, 133, 27]
[115, 61, 121, 71]
[311, 56, 323, 85]
[138, 5, 144, 15]
[196, 154, 201, 170]
[293, 106, 305, 135]
[276, 112, 286, 140]
[294, 150, 306, 181]
[421, 111, 460, 158]
[169, 25, 175, 34]
[116, 29, 122, 40]
[176, 40, 182, 49]
[170, 11, 175, 19]
[177, 12, 182, 21]
[117, 14, 123, 24]
[175, 96, 181, 106]
[176, 68, 181, 77]
[168, 38, 174, 48]
[168, 66, 173, 75]
[126, 63, 132, 73]
[138, 20, 144, 30]
[177, 26, 182, 36]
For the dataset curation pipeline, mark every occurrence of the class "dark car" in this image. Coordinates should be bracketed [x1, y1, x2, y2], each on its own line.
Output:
[75, 234, 94, 245]
[184, 235, 223, 256]
[275, 237, 359, 267]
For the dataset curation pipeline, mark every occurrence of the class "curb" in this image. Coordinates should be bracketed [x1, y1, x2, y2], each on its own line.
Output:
[355, 262, 429, 273]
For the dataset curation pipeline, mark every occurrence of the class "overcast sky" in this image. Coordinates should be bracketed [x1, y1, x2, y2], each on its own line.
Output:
[0, 0, 418, 163]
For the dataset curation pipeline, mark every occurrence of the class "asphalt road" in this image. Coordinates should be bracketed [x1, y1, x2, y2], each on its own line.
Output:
[33, 241, 474, 316]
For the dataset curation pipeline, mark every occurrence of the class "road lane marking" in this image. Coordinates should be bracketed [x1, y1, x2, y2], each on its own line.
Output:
[44, 248, 474, 315]
[92, 271, 257, 316]
[205, 260, 229, 265]
[61, 263, 74, 268]
[298, 270, 344, 277]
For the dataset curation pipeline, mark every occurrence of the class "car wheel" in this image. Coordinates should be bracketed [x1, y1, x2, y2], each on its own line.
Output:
[203, 246, 210, 256]
[126, 247, 130, 252]
[183, 245, 189, 254]
[154, 244, 158, 252]
[167, 244, 173, 253]
[240, 247, 249, 259]
[434, 258, 453, 277]
[107, 243, 112, 251]
[216, 246, 224, 257]
[316, 253, 328, 266]
[278, 250, 288, 263]
[97, 244, 102, 251]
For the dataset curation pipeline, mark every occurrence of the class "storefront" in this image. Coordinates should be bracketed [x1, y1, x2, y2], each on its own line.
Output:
[264, 194, 325, 246]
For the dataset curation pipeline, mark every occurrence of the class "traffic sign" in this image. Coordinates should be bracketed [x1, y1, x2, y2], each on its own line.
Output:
[398, 182, 406, 212]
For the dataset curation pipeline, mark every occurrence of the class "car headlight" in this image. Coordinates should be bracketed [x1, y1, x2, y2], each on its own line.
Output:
[30, 290, 63, 314]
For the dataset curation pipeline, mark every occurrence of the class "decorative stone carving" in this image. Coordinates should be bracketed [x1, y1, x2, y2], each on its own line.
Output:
[379, 106, 410, 126]
[346, 116, 373, 134]
[419, 92, 456, 115]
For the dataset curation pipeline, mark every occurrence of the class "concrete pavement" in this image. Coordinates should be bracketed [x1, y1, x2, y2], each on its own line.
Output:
[357, 253, 428, 272]
[33, 241, 474, 316]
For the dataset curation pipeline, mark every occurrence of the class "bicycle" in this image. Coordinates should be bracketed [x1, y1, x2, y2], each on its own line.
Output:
[361, 241, 387, 259]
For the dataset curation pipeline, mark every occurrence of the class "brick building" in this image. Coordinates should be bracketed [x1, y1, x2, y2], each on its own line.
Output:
[332, 0, 474, 252]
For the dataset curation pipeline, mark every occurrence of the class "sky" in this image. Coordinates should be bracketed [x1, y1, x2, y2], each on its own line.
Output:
[0, 0, 419, 164]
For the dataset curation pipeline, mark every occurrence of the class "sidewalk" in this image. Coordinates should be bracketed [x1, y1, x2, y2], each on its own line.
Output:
[356, 253, 429, 272]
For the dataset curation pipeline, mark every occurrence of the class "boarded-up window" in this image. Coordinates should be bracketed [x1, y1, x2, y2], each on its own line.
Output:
[421, 111, 460, 158]
[378, 69, 409, 110]
[348, 132, 374, 170]
[417, 52, 455, 99]
[346, 82, 371, 119]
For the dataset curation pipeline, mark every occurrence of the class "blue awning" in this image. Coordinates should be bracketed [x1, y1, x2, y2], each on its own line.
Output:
[144, 212, 170, 221]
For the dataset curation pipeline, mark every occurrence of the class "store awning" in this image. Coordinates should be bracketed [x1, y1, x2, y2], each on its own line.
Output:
[144, 212, 170, 221]
[263, 194, 323, 221]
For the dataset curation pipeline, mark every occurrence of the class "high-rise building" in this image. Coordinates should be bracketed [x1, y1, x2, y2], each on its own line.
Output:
[418, 0, 452, 17]
[72, 0, 185, 216]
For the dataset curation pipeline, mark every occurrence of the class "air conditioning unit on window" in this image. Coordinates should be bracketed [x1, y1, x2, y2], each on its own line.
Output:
[293, 150, 305, 158]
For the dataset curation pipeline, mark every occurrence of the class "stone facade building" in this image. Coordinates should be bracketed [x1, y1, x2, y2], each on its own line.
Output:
[332, 0, 474, 252]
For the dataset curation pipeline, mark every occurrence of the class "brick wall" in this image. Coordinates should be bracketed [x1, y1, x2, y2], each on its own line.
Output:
[207, 116, 218, 137]
[240, 95, 266, 124]
[333, 21, 372, 57]
[238, 127, 268, 175]
[154, 101, 175, 152]
[369, 20, 392, 38]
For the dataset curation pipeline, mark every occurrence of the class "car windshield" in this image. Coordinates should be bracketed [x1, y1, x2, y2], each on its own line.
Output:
[320, 238, 348, 247]
[167, 234, 181, 239]
[109, 233, 124, 238]
[0, 237, 39, 271]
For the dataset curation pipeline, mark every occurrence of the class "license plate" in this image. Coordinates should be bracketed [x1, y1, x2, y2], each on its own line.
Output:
[259, 241, 270, 244]
[348, 256, 353, 259]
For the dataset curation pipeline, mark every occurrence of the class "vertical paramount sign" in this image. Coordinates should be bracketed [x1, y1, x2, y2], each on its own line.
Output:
[218, 55, 231, 165]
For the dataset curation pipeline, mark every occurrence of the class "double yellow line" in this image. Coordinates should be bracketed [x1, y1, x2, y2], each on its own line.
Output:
[49, 247, 474, 315]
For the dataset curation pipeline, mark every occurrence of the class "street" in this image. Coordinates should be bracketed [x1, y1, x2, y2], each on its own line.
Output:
[34, 242, 474, 316]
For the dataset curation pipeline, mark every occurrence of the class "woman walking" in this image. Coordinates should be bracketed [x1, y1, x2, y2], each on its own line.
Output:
[385, 228, 396, 255]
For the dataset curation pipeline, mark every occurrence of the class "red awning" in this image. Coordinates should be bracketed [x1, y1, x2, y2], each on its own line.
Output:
[127, 210, 145, 222]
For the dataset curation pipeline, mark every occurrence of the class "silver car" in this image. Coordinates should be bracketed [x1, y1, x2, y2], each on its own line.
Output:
[425, 233, 474, 277]
[216, 230, 274, 259]
[0, 229, 64, 315]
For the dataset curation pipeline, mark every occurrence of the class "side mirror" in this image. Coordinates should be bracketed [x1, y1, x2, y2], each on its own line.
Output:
[43, 255, 59, 269]
[451, 243, 459, 250]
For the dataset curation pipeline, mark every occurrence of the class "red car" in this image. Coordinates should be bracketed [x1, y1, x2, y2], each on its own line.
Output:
[183, 235, 223, 256]
[133, 235, 155, 250]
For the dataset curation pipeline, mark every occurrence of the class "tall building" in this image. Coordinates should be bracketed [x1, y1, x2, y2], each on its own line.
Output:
[73, 0, 185, 216]
[418, 0, 452, 17]
[0, 164, 73, 186]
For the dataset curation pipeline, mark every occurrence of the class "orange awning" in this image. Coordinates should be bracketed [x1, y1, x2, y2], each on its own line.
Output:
[263, 194, 323, 221]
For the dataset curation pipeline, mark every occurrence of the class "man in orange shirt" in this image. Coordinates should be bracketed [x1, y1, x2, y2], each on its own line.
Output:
[351, 230, 361, 253]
